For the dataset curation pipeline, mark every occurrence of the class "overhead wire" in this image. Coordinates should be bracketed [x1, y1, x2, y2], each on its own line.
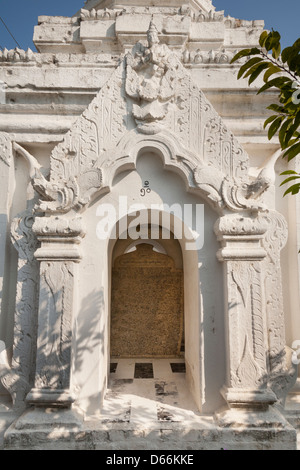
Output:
[0, 16, 21, 48]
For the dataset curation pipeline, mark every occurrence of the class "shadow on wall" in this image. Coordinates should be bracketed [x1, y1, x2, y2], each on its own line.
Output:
[199, 256, 226, 414]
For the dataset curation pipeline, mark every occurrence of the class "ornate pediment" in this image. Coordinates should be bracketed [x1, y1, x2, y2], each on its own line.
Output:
[13, 20, 273, 216]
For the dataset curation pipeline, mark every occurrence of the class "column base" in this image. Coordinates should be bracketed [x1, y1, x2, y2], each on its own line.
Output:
[26, 388, 75, 407]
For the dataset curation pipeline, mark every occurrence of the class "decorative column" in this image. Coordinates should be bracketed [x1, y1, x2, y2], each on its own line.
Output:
[26, 216, 85, 407]
[214, 214, 279, 424]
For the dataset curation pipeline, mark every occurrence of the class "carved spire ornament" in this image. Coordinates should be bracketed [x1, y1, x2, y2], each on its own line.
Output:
[125, 20, 179, 134]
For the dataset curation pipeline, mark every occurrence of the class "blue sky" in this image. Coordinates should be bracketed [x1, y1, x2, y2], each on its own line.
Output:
[0, 0, 299, 51]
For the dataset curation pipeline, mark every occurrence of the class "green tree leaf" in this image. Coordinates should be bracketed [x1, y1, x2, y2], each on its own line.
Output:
[265, 31, 281, 53]
[263, 65, 282, 82]
[264, 115, 278, 129]
[279, 119, 294, 148]
[285, 120, 300, 145]
[237, 57, 265, 79]
[230, 48, 261, 64]
[280, 170, 299, 176]
[259, 31, 269, 48]
[283, 142, 300, 161]
[280, 175, 300, 187]
[267, 104, 286, 113]
[258, 76, 292, 94]
[248, 63, 270, 84]
[283, 183, 300, 196]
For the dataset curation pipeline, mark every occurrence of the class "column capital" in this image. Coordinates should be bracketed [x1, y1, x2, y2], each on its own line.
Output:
[33, 216, 86, 261]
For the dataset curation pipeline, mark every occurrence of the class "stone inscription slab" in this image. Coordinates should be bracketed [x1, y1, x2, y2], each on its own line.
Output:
[111, 244, 184, 357]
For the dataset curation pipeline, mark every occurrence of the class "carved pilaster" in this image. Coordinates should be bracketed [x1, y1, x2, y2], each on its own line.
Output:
[0, 133, 12, 324]
[26, 216, 85, 407]
[215, 215, 277, 410]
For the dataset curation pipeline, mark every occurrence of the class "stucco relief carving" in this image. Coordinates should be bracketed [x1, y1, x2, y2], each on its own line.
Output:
[231, 262, 251, 307]
[182, 48, 234, 65]
[12, 61, 130, 215]
[81, 8, 120, 19]
[194, 168, 270, 213]
[35, 261, 74, 390]
[80, 5, 224, 22]
[34, 148, 103, 215]
[125, 21, 180, 134]
[203, 117, 248, 180]
[33, 216, 85, 240]
[166, 63, 250, 184]
[230, 261, 267, 389]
